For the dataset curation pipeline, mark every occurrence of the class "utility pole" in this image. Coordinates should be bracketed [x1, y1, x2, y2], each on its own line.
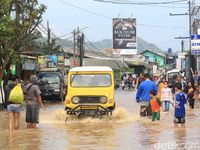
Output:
[77, 31, 84, 66]
[47, 21, 51, 52]
[72, 27, 87, 67]
[73, 29, 76, 67]
[76, 27, 80, 66]
[170, 0, 193, 80]
[79, 33, 84, 66]
[181, 40, 184, 52]
[188, 0, 193, 80]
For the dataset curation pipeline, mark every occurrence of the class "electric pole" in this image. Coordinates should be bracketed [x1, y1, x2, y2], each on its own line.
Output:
[76, 27, 80, 66]
[73, 29, 76, 67]
[72, 27, 86, 67]
[47, 21, 51, 52]
[79, 33, 84, 66]
[170, 0, 193, 80]
[181, 40, 184, 52]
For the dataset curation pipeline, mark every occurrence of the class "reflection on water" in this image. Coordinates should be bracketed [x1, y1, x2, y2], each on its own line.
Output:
[0, 90, 200, 150]
[66, 122, 116, 150]
[0, 129, 41, 150]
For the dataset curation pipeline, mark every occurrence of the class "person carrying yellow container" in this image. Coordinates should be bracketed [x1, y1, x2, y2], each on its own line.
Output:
[5, 75, 26, 132]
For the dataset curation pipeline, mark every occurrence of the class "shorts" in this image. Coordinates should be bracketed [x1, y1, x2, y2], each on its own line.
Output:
[7, 104, 21, 113]
[26, 104, 39, 123]
[174, 116, 185, 124]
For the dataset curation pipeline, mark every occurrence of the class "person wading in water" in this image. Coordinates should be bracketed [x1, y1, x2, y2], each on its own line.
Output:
[136, 73, 158, 117]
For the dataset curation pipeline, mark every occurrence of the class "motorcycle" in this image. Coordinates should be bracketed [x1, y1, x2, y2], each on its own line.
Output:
[122, 79, 134, 90]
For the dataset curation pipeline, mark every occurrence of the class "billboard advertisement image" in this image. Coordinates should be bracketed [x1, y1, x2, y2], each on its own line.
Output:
[113, 18, 137, 55]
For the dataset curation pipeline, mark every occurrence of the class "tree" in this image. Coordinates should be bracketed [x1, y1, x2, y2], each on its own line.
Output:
[0, 0, 46, 81]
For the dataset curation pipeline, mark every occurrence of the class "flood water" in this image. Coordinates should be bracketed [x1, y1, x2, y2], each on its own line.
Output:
[1, 89, 200, 150]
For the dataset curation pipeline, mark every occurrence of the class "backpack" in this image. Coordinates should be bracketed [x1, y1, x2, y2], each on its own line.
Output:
[9, 84, 24, 104]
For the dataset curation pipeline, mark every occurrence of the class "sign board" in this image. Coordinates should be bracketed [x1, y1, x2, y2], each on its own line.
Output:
[191, 34, 200, 55]
[22, 59, 36, 70]
[38, 55, 58, 70]
[178, 52, 187, 59]
[64, 59, 70, 67]
[153, 65, 157, 74]
[113, 18, 137, 55]
[57, 54, 64, 67]
[168, 48, 172, 54]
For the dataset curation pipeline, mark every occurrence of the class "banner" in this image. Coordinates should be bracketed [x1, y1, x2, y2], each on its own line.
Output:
[22, 59, 36, 70]
[113, 18, 137, 55]
[38, 55, 58, 70]
[191, 34, 200, 55]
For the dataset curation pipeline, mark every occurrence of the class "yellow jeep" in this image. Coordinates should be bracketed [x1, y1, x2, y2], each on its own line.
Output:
[64, 66, 115, 117]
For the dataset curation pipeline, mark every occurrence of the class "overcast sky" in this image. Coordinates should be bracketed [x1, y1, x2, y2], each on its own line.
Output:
[38, 0, 190, 52]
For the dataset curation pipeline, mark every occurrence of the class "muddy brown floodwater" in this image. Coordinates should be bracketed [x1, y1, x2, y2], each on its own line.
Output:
[1, 89, 200, 150]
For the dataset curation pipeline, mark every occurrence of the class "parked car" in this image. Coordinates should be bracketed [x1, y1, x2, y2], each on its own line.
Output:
[37, 70, 66, 101]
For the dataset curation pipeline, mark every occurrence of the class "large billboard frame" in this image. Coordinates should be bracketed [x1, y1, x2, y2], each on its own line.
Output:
[113, 18, 137, 55]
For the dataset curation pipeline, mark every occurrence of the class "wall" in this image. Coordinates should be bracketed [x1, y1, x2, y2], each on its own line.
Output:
[142, 51, 165, 66]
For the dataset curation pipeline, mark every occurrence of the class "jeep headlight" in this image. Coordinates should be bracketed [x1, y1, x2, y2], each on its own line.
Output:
[72, 97, 80, 104]
[100, 96, 107, 104]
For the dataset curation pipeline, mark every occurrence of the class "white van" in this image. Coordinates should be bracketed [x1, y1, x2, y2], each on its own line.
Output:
[166, 69, 181, 87]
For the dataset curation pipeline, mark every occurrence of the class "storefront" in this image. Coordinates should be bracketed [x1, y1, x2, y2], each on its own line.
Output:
[21, 55, 37, 82]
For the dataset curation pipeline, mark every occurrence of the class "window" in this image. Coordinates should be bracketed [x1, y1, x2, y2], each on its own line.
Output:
[71, 74, 111, 87]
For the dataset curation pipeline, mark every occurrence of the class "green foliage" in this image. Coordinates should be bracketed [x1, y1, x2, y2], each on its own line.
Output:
[0, 0, 46, 79]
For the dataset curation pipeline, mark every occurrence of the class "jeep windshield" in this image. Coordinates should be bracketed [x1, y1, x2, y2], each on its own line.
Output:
[38, 72, 60, 84]
[71, 74, 111, 87]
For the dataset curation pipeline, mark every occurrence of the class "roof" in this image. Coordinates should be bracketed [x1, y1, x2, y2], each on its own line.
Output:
[140, 49, 166, 58]
[167, 69, 180, 74]
[69, 66, 113, 72]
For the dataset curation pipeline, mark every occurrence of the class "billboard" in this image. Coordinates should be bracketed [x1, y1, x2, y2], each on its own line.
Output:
[22, 59, 36, 71]
[191, 34, 200, 55]
[38, 55, 58, 70]
[113, 18, 137, 55]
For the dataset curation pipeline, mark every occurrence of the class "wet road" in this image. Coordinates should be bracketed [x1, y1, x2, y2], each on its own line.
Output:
[1, 89, 200, 150]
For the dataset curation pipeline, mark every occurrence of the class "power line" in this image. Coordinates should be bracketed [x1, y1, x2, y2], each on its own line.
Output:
[94, 0, 187, 5]
[93, 0, 188, 8]
[84, 36, 100, 51]
[40, 23, 58, 39]
[139, 23, 186, 29]
[37, 26, 48, 35]
[57, 0, 111, 19]
[58, 26, 90, 38]
[94, 0, 187, 9]
[56, 0, 188, 29]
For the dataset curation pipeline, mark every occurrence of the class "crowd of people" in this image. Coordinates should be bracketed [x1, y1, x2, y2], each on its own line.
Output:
[135, 72, 200, 127]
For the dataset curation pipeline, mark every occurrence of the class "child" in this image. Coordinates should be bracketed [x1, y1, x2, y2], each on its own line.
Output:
[161, 81, 173, 112]
[142, 90, 162, 121]
[173, 83, 187, 127]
